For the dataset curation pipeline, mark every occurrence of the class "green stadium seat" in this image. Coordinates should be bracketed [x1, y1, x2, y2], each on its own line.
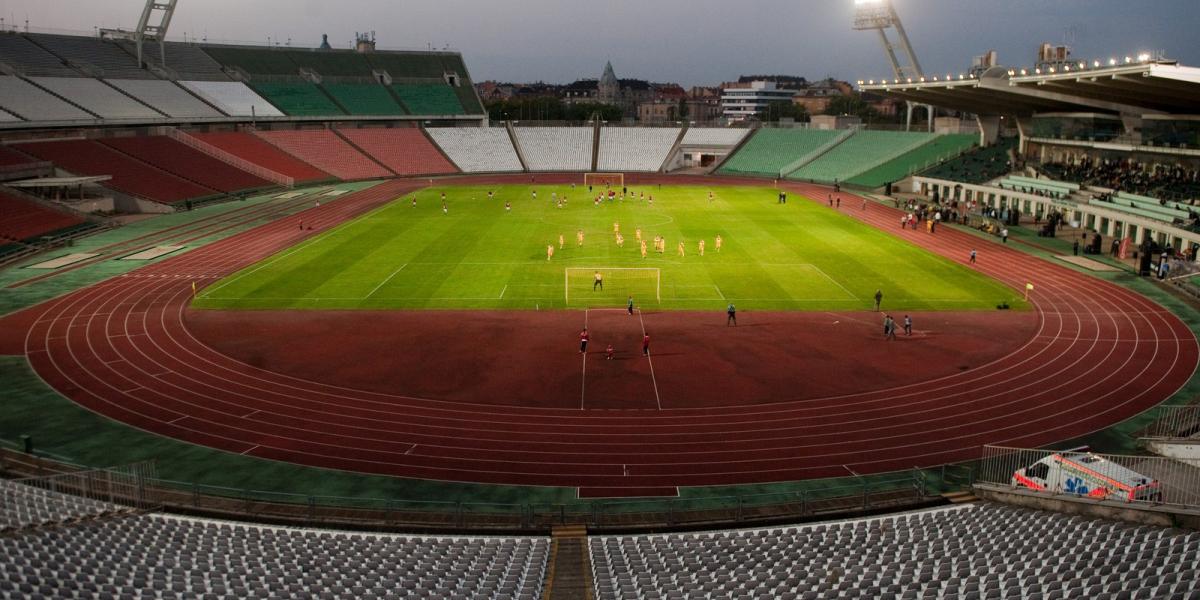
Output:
[392, 84, 464, 115]
[920, 138, 1016, 184]
[718, 129, 843, 177]
[202, 47, 298, 76]
[365, 53, 448, 79]
[322, 83, 407, 116]
[789, 130, 936, 184]
[250, 82, 344, 116]
[285, 50, 373, 77]
[846, 134, 977, 188]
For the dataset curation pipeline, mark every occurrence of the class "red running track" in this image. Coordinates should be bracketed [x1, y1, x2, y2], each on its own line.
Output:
[3, 176, 1197, 491]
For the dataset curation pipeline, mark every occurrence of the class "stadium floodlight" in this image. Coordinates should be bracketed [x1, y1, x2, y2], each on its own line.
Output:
[852, 0, 930, 130]
[1137, 52, 1151, 63]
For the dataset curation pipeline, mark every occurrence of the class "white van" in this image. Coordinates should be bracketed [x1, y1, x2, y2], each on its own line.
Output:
[1011, 452, 1163, 502]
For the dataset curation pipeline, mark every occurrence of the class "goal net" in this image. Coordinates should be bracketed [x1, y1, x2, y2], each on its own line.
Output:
[565, 268, 660, 304]
[584, 173, 624, 189]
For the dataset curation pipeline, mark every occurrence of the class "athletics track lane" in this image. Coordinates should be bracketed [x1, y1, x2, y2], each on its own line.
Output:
[5, 175, 1197, 489]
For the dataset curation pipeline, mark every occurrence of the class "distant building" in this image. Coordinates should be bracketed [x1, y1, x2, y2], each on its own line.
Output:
[721, 81, 796, 121]
[792, 79, 854, 115]
[564, 62, 654, 117]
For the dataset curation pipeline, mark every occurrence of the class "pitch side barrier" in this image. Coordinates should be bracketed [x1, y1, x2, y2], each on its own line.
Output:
[976, 445, 1200, 512]
[1, 449, 962, 533]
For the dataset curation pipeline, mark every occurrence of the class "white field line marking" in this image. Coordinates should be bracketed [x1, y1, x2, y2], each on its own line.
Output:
[714, 284, 726, 300]
[364, 263, 408, 299]
[198, 200, 389, 297]
[807, 264, 860, 301]
[638, 309, 662, 410]
[240, 445, 260, 456]
[498, 284, 508, 299]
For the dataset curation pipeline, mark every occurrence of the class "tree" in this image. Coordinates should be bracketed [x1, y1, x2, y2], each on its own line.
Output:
[823, 92, 900, 123]
[678, 98, 690, 120]
[762, 100, 808, 123]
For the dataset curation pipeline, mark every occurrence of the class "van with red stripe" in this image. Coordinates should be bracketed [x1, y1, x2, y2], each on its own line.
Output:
[1012, 452, 1163, 502]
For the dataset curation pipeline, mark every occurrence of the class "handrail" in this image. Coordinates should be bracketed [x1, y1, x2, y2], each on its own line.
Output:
[166, 127, 294, 188]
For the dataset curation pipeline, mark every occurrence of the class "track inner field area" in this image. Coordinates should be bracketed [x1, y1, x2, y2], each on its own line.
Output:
[193, 185, 1022, 312]
[1, 174, 1196, 491]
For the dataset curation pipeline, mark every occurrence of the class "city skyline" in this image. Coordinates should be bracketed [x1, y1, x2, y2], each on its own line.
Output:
[3, 0, 1197, 87]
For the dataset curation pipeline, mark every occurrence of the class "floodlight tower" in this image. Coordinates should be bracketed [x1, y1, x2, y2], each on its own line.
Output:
[131, 0, 178, 68]
[852, 0, 929, 130]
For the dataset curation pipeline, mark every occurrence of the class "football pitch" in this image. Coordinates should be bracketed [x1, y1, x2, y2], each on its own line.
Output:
[193, 185, 1025, 312]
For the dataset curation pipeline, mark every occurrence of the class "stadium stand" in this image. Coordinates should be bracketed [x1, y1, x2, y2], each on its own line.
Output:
[0, 33, 77, 77]
[100, 136, 272, 193]
[13, 139, 216, 204]
[718, 129, 843, 177]
[597, 127, 682, 172]
[116, 41, 232, 81]
[250, 82, 344, 117]
[201, 46, 299, 76]
[27, 77, 163, 120]
[337, 128, 458, 176]
[0, 191, 85, 243]
[393, 83, 465, 115]
[680, 127, 751, 147]
[190, 131, 333, 184]
[438, 54, 485, 114]
[921, 137, 1016, 184]
[425, 128, 523, 173]
[513, 127, 594, 172]
[285, 50, 374, 77]
[789, 130, 937, 183]
[323, 83, 406, 116]
[0, 479, 550, 600]
[255, 129, 392, 180]
[364, 52, 448, 79]
[0, 144, 38, 167]
[105, 79, 225, 119]
[27, 34, 154, 80]
[0, 479, 124, 532]
[0, 75, 95, 121]
[590, 503, 1200, 600]
[178, 81, 284, 117]
[846, 133, 977, 188]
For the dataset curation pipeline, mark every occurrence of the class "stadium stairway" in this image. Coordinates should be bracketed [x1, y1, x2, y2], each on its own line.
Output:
[506, 121, 531, 172]
[546, 525, 593, 600]
[780, 129, 855, 177]
[331, 129, 400, 176]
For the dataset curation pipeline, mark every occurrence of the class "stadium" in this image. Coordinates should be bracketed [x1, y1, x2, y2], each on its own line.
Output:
[1, 0, 1200, 598]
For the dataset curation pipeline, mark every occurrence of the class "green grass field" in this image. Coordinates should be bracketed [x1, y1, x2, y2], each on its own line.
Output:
[193, 185, 1025, 312]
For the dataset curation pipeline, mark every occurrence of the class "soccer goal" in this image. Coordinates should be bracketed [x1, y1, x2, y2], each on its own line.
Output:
[565, 268, 660, 304]
[584, 173, 624, 189]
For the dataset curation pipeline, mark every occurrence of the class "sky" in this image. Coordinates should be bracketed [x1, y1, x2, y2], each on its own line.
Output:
[4, 0, 1198, 87]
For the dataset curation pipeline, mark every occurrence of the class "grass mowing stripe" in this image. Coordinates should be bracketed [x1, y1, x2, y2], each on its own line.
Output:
[195, 185, 1025, 313]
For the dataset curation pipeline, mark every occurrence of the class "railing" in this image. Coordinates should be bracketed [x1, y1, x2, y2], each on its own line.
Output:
[1, 449, 948, 532]
[1140, 406, 1200, 440]
[976, 445, 1200, 512]
[165, 127, 294, 188]
[1, 462, 160, 532]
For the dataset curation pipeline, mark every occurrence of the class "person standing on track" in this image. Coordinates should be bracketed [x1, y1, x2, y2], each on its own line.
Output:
[642, 333, 650, 356]
[970, 249, 977, 264]
[580, 328, 590, 354]
[726, 303, 737, 326]
[627, 296, 635, 316]
[903, 315, 913, 336]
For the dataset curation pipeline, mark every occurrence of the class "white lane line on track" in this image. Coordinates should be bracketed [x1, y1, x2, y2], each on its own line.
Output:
[581, 307, 588, 410]
[33, 180, 1198, 484]
[240, 445, 260, 455]
[364, 263, 409, 299]
[637, 309, 662, 411]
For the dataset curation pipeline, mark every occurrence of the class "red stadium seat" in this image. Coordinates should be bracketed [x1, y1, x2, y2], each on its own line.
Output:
[0, 191, 84, 242]
[100, 136, 272, 194]
[191, 132, 332, 184]
[336, 128, 458, 176]
[13, 139, 217, 204]
[254, 129, 392, 181]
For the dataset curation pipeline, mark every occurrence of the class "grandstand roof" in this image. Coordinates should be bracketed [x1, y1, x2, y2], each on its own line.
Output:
[859, 62, 1200, 117]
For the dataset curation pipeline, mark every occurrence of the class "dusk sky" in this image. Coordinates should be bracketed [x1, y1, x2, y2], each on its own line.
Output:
[4, 0, 1197, 86]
